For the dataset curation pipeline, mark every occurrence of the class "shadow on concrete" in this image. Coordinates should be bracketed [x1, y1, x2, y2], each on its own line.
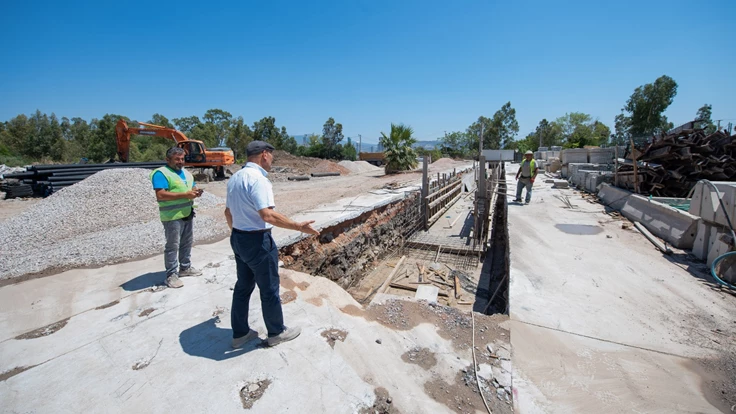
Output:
[120, 271, 166, 291]
[179, 317, 265, 361]
[663, 252, 736, 296]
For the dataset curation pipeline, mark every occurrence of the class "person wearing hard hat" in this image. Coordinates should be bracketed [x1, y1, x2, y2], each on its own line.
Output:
[514, 150, 538, 204]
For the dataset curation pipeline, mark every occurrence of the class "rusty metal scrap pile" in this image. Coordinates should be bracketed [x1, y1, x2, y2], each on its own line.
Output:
[617, 129, 736, 197]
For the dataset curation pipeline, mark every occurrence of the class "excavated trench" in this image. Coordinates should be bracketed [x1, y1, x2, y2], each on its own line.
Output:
[280, 193, 421, 289]
[279, 166, 510, 314]
[479, 171, 510, 314]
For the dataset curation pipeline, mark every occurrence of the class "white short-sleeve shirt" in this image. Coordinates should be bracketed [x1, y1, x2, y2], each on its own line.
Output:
[226, 162, 275, 231]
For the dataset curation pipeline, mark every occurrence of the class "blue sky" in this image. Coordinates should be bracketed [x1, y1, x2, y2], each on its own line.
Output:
[1, 0, 734, 144]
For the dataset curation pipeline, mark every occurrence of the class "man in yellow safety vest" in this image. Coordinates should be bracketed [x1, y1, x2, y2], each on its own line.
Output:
[150, 147, 204, 288]
[514, 150, 538, 204]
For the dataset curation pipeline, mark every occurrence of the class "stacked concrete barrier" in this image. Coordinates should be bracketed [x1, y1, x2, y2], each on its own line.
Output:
[599, 183, 700, 249]
[688, 181, 736, 265]
[561, 149, 588, 164]
[588, 148, 615, 164]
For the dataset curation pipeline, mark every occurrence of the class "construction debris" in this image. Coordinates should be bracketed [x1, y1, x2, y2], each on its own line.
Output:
[616, 129, 736, 197]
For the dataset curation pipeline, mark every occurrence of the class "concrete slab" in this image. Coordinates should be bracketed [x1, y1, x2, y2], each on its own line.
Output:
[414, 285, 439, 303]
[0, 259, 476, 413]
[507, 163, 736, 413]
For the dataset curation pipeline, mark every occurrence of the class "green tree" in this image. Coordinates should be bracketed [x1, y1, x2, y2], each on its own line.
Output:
[695, 104, 716, 134]
[555, 113, 610, 148]
[343, 137, 357, 161]
[439, 131, 469, 157]
[252, 116, 288, 149]
[321, 117, 344, 159]
[48, 114, 65, 161]
[466, 102, 519, 152]
[203, 109, 233, 146]
[172, 116, 202, 134]
[88, 114, 129, 162]
[282, 136, 299, 154]
[611, 112, 631, 146]
[380, 123, 417, 173]
[620, 75, 678, 143]
[227, 116, 253, 160]
[149, 113, 174, 128]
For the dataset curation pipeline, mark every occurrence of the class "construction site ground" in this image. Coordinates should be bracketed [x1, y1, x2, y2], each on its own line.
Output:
[506, 163, 736, 413]
[1, 157, 735, 413]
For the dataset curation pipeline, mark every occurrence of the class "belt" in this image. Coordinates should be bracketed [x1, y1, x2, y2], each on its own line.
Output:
[520, 175, 531, 179]
[233, 228, 272, 234]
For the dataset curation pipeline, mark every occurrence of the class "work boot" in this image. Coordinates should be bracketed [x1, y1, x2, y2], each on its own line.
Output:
[267, 326, 301, 347]
[513, 198, 522, 203]
[179, 266, 203, 277]
[165, 274, 184, 288]
[232, 329, 259, 349]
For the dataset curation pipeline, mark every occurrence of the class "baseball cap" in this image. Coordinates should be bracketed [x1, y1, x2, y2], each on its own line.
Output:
[247, 140, 275, 156]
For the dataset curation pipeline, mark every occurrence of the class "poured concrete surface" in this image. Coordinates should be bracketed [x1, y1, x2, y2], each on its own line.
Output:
[0, 255, 483, 413]
[507, 163, 736, 413]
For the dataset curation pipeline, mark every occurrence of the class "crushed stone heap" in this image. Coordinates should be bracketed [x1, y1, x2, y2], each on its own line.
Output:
[0, 168, 227, 281]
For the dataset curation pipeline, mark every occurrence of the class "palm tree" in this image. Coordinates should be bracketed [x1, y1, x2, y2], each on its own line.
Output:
[380, 123, 418, 174]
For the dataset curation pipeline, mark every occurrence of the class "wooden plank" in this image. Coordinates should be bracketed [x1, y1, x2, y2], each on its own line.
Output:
[389, 282, 449, 297]
[377, 256, 406, 295]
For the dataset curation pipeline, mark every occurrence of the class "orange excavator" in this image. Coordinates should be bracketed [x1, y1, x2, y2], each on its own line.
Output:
[115, 119, 234, 178]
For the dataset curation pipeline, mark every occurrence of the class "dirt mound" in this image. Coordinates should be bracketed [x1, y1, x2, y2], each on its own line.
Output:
[430, 158, 460, 169]
[309, 159, 351, 175]
[338, 160, 382, 174]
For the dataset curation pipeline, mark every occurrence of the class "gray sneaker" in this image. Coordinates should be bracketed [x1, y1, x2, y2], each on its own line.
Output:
[179, 267, 203, 277]
[232, 329, 259, 349]
[267, 326, 301, 347]
[165, 274, 184, 288]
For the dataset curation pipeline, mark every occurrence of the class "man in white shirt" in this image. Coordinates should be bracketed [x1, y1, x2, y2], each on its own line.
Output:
[225, 141, 319, 349]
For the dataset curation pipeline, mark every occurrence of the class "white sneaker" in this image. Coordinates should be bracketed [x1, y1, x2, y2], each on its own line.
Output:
[267, 326, 301, 347]
[231, 329, 259, 349]
[165, 274, 184, 288]
[179, 267, 203, 277]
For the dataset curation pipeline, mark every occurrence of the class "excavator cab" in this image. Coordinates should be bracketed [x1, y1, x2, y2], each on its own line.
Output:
[179, 141, 206, 164]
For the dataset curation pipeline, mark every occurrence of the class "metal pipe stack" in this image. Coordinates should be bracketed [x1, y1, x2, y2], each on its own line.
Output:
[2, 162, 165, 198]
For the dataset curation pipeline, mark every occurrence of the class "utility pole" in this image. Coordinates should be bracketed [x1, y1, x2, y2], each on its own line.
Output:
[358, 134, 362, 153]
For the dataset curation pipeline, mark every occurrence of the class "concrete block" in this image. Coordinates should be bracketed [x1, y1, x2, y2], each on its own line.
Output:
[561, 149, 588, 165]
[621, 194, 701, 250]
[598, 183, 631, 210]
[706, 228, 732, 267]
[689, 181, 736, 228]
[415, 285, 439, 303]
[585, 172, 612, 193]
[561, 165, 569, 179]
[552, 180, 569, 189]
[692, 221, 712, 261]
[588, 148, 615, 164]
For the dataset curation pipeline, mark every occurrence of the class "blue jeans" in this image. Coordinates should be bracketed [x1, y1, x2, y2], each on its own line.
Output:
[230, 231, 285, 338]
[162, 218, 194, 277]
[516, 178, 533, 203]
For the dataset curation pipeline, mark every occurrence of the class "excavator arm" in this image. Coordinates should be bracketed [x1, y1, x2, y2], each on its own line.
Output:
[115, 119, 191, 162]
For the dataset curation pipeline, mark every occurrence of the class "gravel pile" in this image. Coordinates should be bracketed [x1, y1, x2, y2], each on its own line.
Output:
[0, 164, 26, 178]
[337, 160, 383, 174]
[0, 168, 227, 281]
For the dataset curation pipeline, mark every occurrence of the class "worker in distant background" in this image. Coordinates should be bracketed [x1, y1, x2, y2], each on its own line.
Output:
[225, 140, 319, 349]
[514, 150, 538, 204]
[151, 147, 203, 289]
